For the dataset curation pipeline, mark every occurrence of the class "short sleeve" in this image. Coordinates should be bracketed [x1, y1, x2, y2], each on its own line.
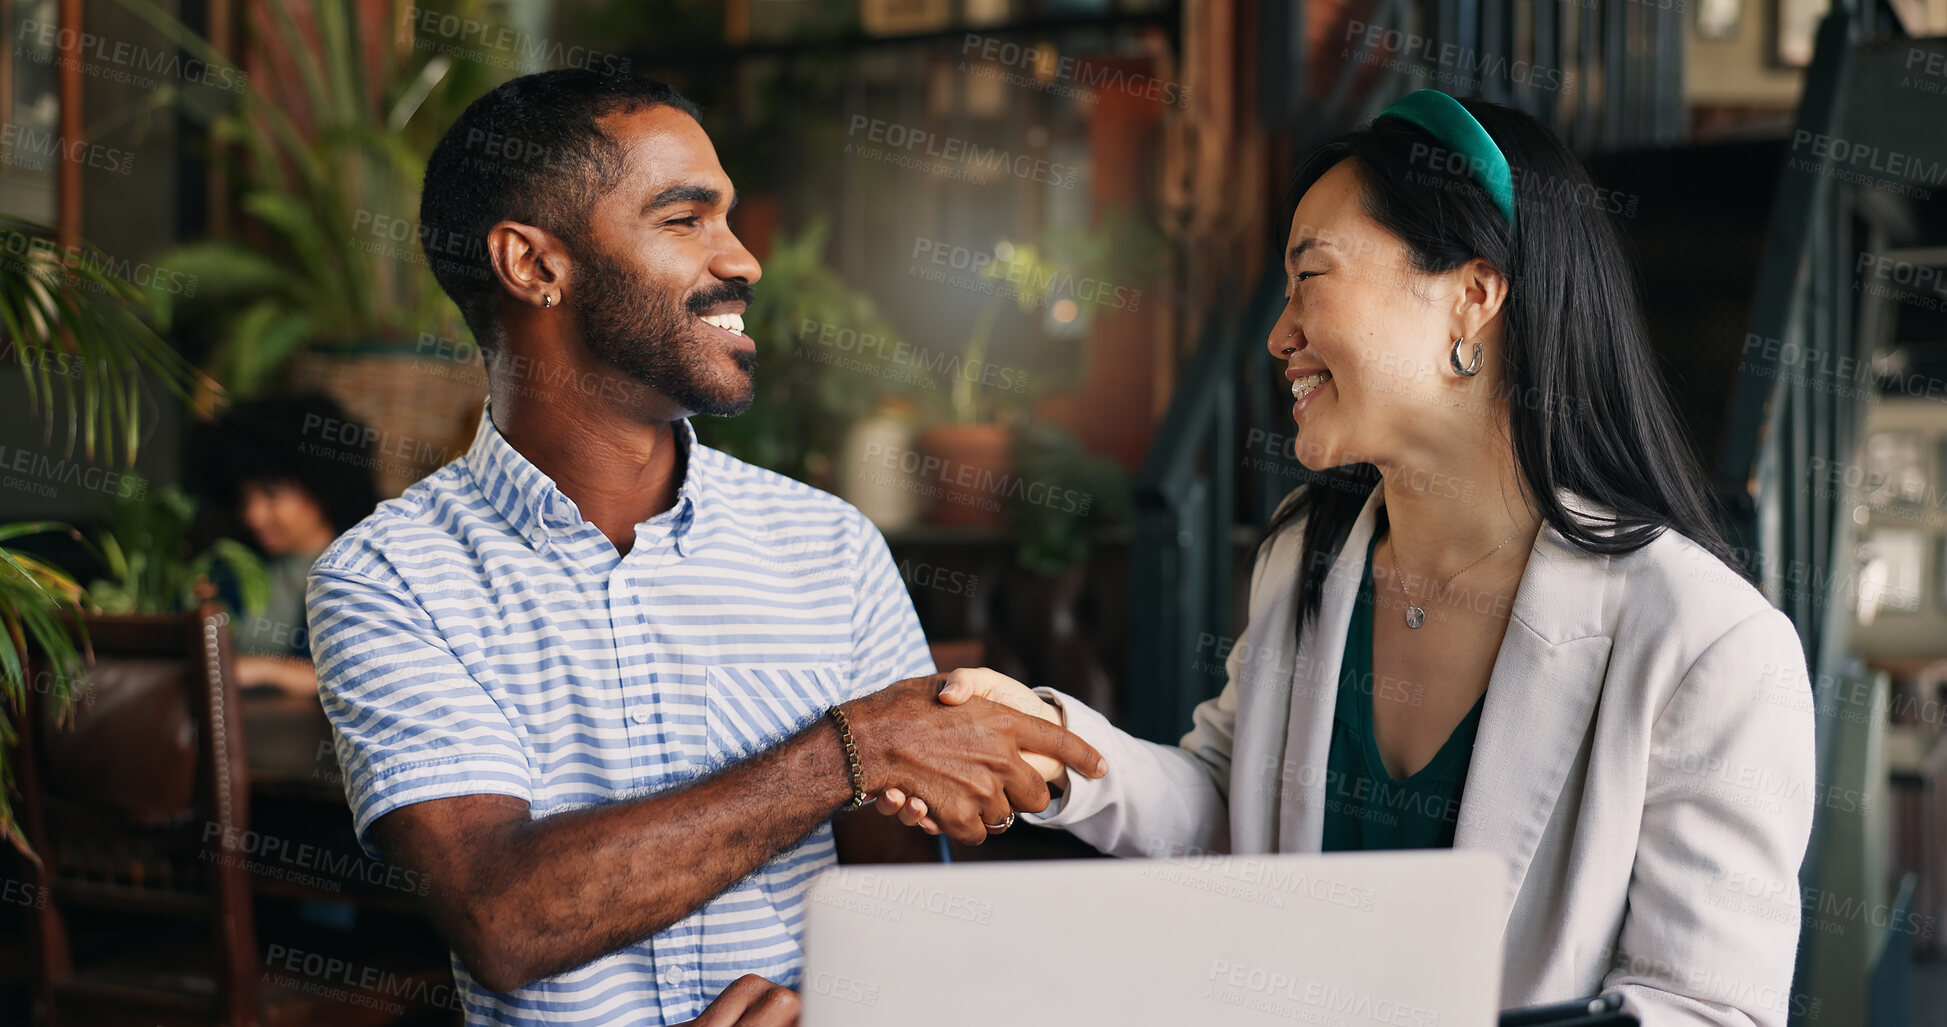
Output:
[845, 515, 937, 700]
[306, 563, 533, 857]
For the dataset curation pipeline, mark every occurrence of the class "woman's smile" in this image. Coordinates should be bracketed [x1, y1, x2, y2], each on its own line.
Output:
[1289, 368, 1334, 418]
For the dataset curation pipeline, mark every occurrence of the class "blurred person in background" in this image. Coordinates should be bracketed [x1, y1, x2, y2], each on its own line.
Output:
[193, 391, 380, 695]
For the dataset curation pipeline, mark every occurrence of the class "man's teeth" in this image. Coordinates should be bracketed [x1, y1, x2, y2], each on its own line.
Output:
[1291, 371, 1331, 399]
[700, 312, 745, 335]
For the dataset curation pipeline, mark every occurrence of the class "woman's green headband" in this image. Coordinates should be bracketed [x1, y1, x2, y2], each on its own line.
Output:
[1376, 89, 1517, 231]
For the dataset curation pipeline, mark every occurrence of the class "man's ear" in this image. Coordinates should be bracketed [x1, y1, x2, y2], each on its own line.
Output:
[487, 221, 569, 310]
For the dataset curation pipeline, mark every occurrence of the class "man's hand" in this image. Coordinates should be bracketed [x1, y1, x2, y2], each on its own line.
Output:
[842, 672, 1103, 846]
[680, 975, 798, 1026]
[359, 671, 1100, 992]
[871, 668, 1076, 836]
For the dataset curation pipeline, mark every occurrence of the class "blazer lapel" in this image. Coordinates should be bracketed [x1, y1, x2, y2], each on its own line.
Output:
[1274, 489, 1385, 853]
[1264, 485, 1622, 893]
[1452, 500, 1621, 926]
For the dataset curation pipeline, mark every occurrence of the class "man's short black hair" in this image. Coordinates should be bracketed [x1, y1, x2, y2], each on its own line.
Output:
[419, 70, 702, 358]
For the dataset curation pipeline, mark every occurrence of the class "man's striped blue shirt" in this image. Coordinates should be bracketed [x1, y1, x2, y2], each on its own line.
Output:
[306, 400, 935, 1026]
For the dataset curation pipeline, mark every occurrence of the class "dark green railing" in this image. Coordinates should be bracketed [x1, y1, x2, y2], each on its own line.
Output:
[1712, 7, 1942, 1024]
[1123, 271, 1285, 744]
[1716, 9, 1860, 685]
[1719, 10, 1946, 682]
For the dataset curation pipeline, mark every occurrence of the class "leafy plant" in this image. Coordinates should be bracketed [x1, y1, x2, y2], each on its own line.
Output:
[120, 0, 502, 396]
[83, 476, 268, 618]
[953, 209, 1170, 424]
[1, 216, 213, 853]
[0, 522, 91, 853]
[953, 240, 1068, 425]
[0, 217, 210, 463]
[1010, 422, 1132, 576]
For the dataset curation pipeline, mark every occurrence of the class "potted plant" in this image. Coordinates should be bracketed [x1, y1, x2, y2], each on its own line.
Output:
[916, 209, 1165, 530]
[916, 231, 1102, 527]
[0, 216, 211, 851]
[84, 475, 267, 618]
[124, 0, 507, 494]
[1009, 421, 1131, 576]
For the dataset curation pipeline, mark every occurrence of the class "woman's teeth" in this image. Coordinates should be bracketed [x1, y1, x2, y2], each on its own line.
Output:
[1291, 371, 1331, 400]
[700, 312, 745, 336]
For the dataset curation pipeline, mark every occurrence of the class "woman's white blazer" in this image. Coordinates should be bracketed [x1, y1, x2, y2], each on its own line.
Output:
[1027, 487, 1818, 1027]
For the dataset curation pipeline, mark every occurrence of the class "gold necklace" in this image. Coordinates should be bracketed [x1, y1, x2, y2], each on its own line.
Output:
[1386, 532, 1515, 629]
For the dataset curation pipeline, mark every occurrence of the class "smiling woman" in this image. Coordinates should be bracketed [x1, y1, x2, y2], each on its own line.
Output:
[1255, 91, 1748, 648]
[917, 91, 1819, 1027]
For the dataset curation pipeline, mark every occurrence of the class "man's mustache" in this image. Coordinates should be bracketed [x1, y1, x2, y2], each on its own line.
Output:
[687, 281, 754, 314]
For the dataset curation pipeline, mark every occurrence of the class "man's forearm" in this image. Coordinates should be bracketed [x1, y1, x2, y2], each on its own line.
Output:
[458, 718, 853, 990]
[399, 674, 1102, 993]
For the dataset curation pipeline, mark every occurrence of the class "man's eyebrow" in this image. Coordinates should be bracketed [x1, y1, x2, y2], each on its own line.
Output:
[642, 183, 738, 214]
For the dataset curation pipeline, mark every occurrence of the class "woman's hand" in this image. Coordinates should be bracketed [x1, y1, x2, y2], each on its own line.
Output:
[235, 654, 320, 696]
[678, 974, 798, 1025]
[871, 667, 1073, 835]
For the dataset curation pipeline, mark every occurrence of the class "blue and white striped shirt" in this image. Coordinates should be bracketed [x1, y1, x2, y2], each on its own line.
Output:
[306, 400, 935, 1026]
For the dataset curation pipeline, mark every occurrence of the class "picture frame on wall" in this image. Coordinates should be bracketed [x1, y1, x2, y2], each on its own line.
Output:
[1938, 435, 1947, 516]
[1773, 0, 1832, 67]
[1865, 430, 1929, 510]
[1862, 527, 1927, 616]
[1699, 0, 1743, 40]
[1939, 536, 1947, 614]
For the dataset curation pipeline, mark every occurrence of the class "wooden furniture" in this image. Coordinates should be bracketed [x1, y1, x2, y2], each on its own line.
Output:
[14, 605, 260, 1026]
[13, 607, 453, 1026]
[1888, 727, 1947, 961]
[1876, 658, 1947, 959]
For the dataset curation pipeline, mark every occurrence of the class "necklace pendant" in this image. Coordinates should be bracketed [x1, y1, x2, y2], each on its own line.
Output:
[1405, 605, 1426, 629]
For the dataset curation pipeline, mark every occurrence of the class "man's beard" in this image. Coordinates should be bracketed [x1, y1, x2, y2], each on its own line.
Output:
[572, 242, 755, 416]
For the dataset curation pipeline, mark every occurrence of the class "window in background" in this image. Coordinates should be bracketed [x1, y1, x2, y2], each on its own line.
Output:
[1866, 430, 1931, 509]
[1858, 526, 1928, 622]
[0, 0, 61, 221]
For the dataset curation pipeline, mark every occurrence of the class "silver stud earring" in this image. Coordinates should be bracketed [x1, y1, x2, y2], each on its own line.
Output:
[1450, 335, 1482, 377]
[543, 294, 554, 309]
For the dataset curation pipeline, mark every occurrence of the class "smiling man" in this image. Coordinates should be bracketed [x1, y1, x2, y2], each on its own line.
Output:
[304, 71, 1104, 1027]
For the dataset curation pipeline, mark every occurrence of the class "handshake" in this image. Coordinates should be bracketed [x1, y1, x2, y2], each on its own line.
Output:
[672, 667, 1104, 1026]
[836, 667, 1105, 846]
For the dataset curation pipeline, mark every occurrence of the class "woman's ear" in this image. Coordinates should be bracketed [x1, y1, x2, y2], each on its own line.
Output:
[1453, 257, 1510, 342]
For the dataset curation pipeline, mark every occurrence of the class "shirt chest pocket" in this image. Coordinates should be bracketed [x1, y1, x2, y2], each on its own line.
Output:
[704, 664, 850, 769]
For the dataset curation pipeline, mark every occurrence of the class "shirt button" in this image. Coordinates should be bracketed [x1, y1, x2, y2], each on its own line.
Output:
[630, 707, 650, 725]
[659, 966, 687, 986]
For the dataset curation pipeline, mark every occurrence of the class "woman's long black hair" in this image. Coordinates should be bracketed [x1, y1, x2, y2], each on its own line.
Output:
[1267, 96, 1744, 627]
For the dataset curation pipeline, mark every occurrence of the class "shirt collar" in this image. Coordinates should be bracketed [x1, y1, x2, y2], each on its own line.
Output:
[462, 399, 708, 555]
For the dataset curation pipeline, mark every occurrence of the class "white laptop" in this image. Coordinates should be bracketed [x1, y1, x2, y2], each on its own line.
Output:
[801, 849, 1506, 1026]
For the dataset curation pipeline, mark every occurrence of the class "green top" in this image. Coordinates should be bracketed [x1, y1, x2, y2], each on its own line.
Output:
[1321, 531, 1486, 852]
[232, 549, 323, 659]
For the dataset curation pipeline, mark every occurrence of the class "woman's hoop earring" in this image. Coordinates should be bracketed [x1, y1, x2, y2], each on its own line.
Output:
[1450, 335, 1482, 377]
